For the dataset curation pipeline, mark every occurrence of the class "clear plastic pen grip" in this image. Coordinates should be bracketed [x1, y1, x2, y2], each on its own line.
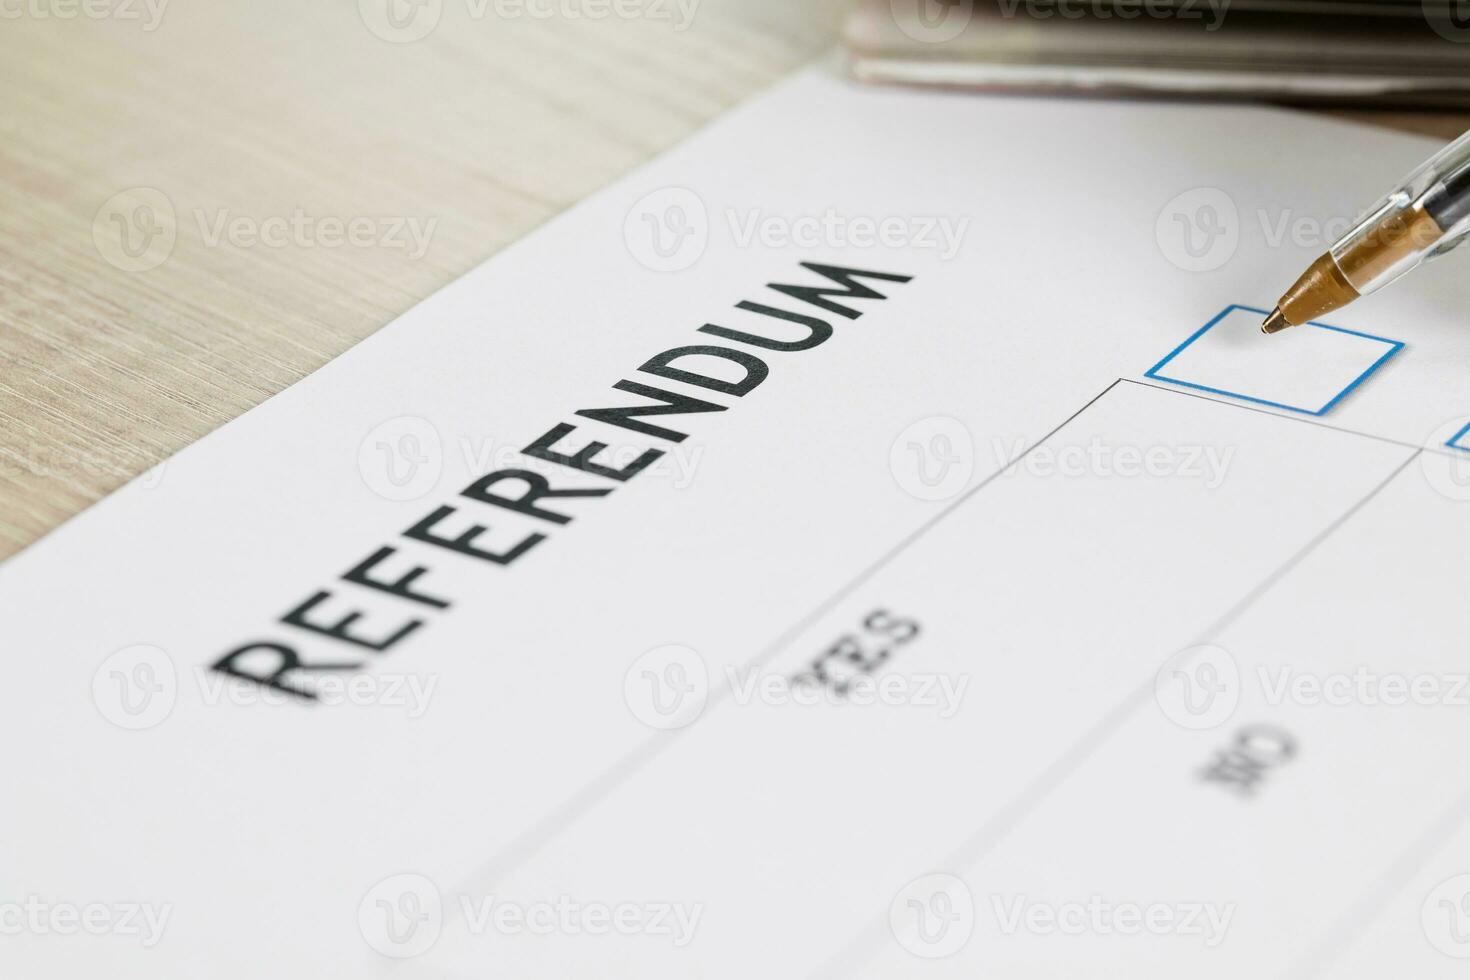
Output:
[1330, 128, 1470, 297]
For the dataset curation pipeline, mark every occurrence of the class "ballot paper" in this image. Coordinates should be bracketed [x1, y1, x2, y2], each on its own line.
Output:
[7, 66, 1470, 978]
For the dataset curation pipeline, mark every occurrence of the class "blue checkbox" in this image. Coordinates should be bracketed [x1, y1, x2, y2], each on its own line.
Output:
[1146, 304, 1404, 417]
[1447, 421, 1470, 454]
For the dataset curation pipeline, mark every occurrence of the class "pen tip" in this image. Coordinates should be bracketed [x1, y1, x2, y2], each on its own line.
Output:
[1261, 307, 1292, 335]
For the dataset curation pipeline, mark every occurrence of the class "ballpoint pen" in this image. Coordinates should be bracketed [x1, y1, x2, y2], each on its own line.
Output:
[1262, 128, 1470, 334]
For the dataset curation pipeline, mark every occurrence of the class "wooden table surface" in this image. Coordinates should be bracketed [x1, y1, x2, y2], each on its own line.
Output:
[1, 0, 1465, 560]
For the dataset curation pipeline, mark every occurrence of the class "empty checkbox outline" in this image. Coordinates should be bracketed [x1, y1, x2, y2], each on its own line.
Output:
[1145, 303, 1405, 417]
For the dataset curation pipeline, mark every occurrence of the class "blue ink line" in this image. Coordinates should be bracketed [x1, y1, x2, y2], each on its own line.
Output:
[1144, 303, 1404, 417]
[1447, 420, 1470, 454]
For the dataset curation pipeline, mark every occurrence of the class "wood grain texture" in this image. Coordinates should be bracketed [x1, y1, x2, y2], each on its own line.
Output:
[0, 1, 1464, 559]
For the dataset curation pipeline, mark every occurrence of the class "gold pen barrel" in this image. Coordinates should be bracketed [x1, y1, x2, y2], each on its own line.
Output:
[1264, 199, 1446, 333]
[1264, 128, 1470, 334]
[1264, 252, 1360, 332]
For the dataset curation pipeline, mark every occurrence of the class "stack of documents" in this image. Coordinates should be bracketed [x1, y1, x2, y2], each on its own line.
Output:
[849, 0, 1470, 105]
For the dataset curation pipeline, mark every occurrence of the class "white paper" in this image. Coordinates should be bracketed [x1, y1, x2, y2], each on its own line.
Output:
[6, 65, 1470, 978]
